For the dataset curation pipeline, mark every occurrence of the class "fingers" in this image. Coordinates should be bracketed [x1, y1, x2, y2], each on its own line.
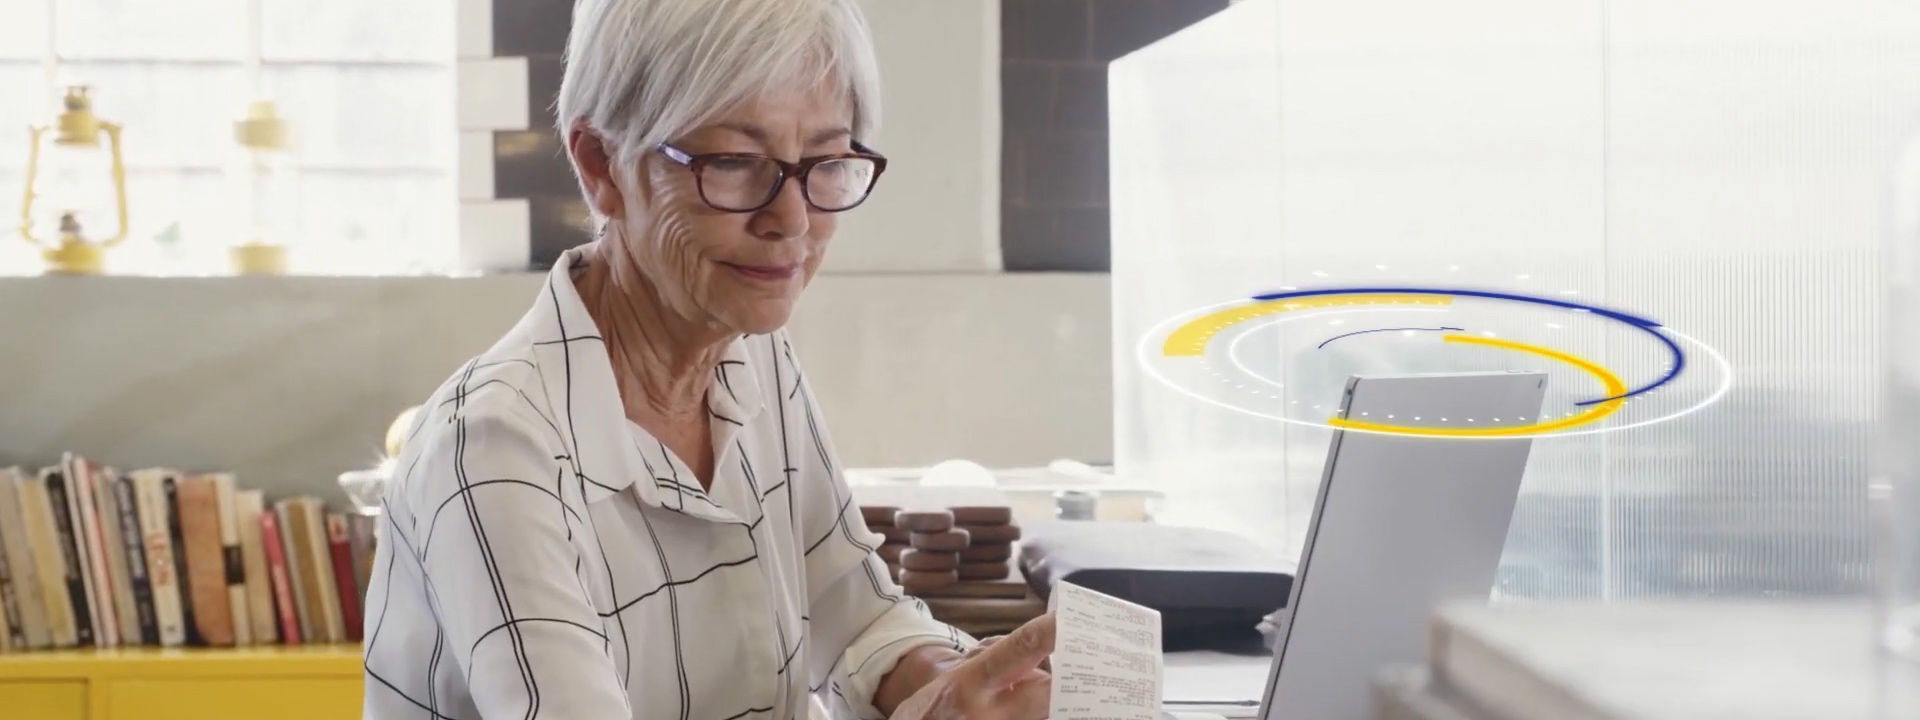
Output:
[1010, 668, 1049, 686]
[955, 613, 1056, 687]
[1000, 672, 1052, 720]
[964, 635, 1001, 658]
[965, 636, 1045, 687]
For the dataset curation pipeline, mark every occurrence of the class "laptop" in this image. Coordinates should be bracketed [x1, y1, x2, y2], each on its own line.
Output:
[1163, 372, 1547, 720]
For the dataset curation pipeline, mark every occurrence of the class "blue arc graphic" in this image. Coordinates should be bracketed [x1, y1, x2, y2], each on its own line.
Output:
[1316, 326, 1464, 349]
[1251, 287, 1682, 405]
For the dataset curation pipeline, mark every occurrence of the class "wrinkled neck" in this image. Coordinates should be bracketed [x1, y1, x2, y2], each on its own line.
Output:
[572, 239, 730, 421]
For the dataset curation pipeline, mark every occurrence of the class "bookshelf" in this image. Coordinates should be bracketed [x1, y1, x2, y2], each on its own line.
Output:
[1, 456, 376, 719]
[0, 643, 362, 720]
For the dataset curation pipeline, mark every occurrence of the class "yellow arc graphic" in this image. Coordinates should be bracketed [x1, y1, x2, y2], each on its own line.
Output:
[1327, 335, 1626, 436]
[1158, 296, 1630, 436]
[1161, 295, 1455, 357]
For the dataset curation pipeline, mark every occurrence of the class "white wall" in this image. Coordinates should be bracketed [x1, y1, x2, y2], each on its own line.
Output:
[0, 272, 1109, 500]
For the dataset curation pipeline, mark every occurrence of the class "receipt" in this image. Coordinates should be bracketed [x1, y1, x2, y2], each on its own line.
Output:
[1047, 582, 1164, 720]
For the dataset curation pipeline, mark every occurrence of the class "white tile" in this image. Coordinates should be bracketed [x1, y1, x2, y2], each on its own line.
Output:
[459, 131, 495, 200]
[266, 64, 453, 168]
[456, 0, 491, 58]
[458, 199, 529, 273]
[262, 0, 454, 63]
[58, 0, 247, 60]
[457, 57, 528, 131]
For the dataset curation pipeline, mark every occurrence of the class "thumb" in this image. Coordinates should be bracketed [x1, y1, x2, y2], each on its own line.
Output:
[958, 613, 1056, 687]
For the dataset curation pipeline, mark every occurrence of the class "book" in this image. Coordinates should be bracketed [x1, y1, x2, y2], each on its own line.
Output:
[258, 509, 301, 644]
[0, 527, 20, 651]
[131, 470, 185, 647]
[325, 513, 363, 642]
[209, 474, 252, 646]
[176, 474, 236, 646]
[61, 454, 117, 647]
[0, 468, 52, 649]
[306, 504, 344, 644]
[1417, 603, 1870, 720]
[287, 499, 342, 643]
[43, 468, 95, 647]
[111, 475, 159, 645]
[92, 467, 142, 646]
[164, 475, 201, 646]
[0, 455, 375, 654]
[16, 475, 75, 647]
[274, 500, 314, 643]
[234, 490, 278, 644]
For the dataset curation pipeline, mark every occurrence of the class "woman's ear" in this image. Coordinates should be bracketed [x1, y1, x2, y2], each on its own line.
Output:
[567, 121, 626, 219]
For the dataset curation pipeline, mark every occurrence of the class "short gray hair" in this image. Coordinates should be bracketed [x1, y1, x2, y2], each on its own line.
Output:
[556, 0, 882, 169]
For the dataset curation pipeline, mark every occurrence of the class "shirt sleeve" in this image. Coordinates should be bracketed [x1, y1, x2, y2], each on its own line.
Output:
[403, 410, 632, 720]
[787, 355, 977, 720]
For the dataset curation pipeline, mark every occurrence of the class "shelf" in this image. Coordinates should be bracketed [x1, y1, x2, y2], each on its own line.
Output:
[0, 644, 362, 720]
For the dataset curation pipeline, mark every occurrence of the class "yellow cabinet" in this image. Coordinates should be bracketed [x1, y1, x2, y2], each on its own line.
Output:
[108, 678, 361, 720]
[0, 680, 88, 720]
[0, 645, 361, 720]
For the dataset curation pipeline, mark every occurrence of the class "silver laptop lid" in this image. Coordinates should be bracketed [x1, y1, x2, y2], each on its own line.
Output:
[1258, 372, 1547, 720]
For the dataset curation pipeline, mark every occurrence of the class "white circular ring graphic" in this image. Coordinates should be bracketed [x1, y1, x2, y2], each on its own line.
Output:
[1135, 297, 1734, 440]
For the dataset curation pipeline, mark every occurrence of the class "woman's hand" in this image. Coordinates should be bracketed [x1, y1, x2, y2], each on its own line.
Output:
[965, 634, 1052, 675]
[888, 613, 1056, 720]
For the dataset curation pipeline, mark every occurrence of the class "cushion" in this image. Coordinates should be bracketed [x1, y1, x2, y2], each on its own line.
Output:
[1018, 520, 1294, 649]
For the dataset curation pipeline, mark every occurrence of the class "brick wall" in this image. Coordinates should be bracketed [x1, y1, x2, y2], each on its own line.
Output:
[454, 0, 579, 272]
[491, 1, 583, 271]
[1000, 0, 1228, 272]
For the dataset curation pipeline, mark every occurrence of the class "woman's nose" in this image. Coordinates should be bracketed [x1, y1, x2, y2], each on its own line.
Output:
[750, 175, 812, 241]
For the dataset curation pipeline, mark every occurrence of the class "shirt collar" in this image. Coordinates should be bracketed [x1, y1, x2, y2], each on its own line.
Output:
[511, 244, 766, 509]
[706, 336, 764, 427]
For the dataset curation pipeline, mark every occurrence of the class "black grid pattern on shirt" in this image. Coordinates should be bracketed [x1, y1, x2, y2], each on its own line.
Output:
[362, 267, 939, 720]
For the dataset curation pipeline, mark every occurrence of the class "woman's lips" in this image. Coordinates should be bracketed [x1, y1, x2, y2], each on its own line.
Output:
[723, 261, 800, 281]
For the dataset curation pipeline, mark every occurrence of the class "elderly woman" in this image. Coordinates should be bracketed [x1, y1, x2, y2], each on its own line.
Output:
[360, 1, 1054, 719]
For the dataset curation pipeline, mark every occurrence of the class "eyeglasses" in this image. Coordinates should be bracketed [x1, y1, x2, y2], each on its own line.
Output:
[656, 141, 887, 213]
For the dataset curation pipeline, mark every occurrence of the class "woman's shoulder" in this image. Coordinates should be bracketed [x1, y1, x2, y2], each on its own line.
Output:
[428, 343, 551, 412]
[380, 356, 582, 554]
[395, 350, 566, 476]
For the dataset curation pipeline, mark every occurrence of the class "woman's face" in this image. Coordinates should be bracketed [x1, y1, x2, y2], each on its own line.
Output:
[604, 84, 856, 337]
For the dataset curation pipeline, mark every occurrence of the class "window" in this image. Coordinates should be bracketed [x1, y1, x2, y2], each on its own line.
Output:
[0, 0, 456, 276]
[1111, 0, 1915, 600]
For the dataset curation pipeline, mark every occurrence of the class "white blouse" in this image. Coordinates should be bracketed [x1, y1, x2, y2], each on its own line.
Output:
[362, 246, 973, 720]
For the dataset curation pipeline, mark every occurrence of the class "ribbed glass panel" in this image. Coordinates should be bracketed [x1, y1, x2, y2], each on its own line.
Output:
[1111, 0, 1920, 600]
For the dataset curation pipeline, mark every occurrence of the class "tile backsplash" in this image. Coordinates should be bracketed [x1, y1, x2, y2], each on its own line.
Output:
[1000, 0, 1229, 272]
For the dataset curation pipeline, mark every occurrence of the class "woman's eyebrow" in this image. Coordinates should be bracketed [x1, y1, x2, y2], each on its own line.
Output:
[713, 122, 773, 146]
[808, 127, 853, 147]
[705, 124, 851, 150]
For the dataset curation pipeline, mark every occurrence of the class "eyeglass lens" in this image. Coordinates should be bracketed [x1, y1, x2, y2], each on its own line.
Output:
[699, 156, 878, 212]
